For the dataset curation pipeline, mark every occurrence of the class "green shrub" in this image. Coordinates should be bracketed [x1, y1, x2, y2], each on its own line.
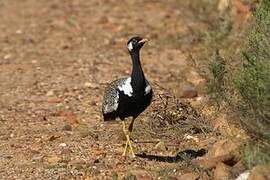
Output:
[242, 141, 270, 169]
[234, 0, 270, 140]
[206, 0, 270, 168]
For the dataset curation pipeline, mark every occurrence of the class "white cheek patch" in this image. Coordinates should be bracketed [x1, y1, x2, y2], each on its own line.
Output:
[118, 77, 133, 97]
[144, 84, 152, 95]
[127, 42, 133, 51]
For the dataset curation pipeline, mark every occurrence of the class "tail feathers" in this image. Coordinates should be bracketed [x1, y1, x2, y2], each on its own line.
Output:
[103, 112, 117, 121]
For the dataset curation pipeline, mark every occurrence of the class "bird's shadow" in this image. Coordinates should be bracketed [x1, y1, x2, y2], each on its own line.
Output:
[136, 149, 207, 163]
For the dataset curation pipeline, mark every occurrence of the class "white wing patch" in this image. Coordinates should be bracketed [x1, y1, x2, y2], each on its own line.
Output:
[127, 42, 133, 51]
[118, 77, 133, 97]
[144, 84, 152, 95]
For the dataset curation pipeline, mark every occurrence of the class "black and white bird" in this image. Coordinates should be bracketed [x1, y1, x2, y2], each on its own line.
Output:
[102, 36, 153, 157]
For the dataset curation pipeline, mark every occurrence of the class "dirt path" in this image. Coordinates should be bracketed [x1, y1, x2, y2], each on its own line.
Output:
[0, 0, 214, 179]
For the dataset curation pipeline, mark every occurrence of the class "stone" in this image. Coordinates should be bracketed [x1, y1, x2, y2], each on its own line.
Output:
[59, 143, 67, 147]
[208, 139, 239, 158]
[46, 90, 54, 96]
[4, 54, 11, 60]
[249, 165, 270, 180]
[184, 134, 199, 142]
[192, 154, 234, 169]
[15, 29, 22, 34]
[235, 171, 250, 180]
[177, 172, 199, 180]
[84, 82, 96, 88]
[214, 162, 232, 180]
[180, 85, 198, 98]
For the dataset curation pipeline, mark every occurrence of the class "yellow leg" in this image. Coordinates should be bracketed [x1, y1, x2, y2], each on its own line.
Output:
[121, 121, 136, 158]
[128, 118, 136, 158]
[122, 121, 128, 156]
[127, 134, 135, 158]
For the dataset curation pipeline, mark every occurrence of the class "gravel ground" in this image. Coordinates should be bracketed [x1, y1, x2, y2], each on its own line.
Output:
[0, 0, 219, 179]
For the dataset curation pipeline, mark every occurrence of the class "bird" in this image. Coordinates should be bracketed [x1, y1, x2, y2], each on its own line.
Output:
[102, 36, 153, 158]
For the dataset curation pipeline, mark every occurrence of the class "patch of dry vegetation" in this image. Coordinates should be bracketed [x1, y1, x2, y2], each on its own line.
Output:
[149, 94, 212, 139]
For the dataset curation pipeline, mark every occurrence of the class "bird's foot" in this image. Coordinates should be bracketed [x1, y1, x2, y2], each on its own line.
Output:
[129, 148, 136, 158]
[122, 140, 128, 156]
[121, 121, 135, 158]
[122, 136, 136, 158]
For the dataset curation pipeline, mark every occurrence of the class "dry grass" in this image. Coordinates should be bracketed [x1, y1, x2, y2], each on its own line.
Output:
[148, 94, 212, 139]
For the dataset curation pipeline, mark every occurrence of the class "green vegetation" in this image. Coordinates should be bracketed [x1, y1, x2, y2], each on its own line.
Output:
[234, 0, 270, 140]
[242, 141, 270, 169]
[206, 0, 270, 168]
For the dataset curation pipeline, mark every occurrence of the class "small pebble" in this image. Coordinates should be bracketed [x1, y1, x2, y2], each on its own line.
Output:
[15, 30, 22, 34]
[84, 82, 98, 88]
[46, 90, 54, 96]
[62, 124, 72, 131]
[31, 60, 37, 64]
[59, 143, 67, 147]
[4, 54, 11, 60]
[180, 85, 198, 98]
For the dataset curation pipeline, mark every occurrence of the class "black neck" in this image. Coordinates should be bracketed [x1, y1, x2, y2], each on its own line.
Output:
[130, 51, 145, 90]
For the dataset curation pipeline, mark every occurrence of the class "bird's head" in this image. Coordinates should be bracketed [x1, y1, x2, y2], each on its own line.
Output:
[127, 36, 148, 53]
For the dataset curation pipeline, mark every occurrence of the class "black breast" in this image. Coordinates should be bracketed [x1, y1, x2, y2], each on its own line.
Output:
[117, 86, 152, 120]
[102, 77, 152, 121]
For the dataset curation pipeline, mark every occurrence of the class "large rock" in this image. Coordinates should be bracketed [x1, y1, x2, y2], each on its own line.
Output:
[248, 165, 270, 180]
[214, 162, 232, 180]
[208, 139, 240, 158]
[193, 139, 240, 170]
[236, 171, 250, 180]
[177, 172, 199, 180]
[192, 154, 234, 169]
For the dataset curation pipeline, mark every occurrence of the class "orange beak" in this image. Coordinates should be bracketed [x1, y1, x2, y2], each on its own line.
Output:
[138, 38, 149, 44]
